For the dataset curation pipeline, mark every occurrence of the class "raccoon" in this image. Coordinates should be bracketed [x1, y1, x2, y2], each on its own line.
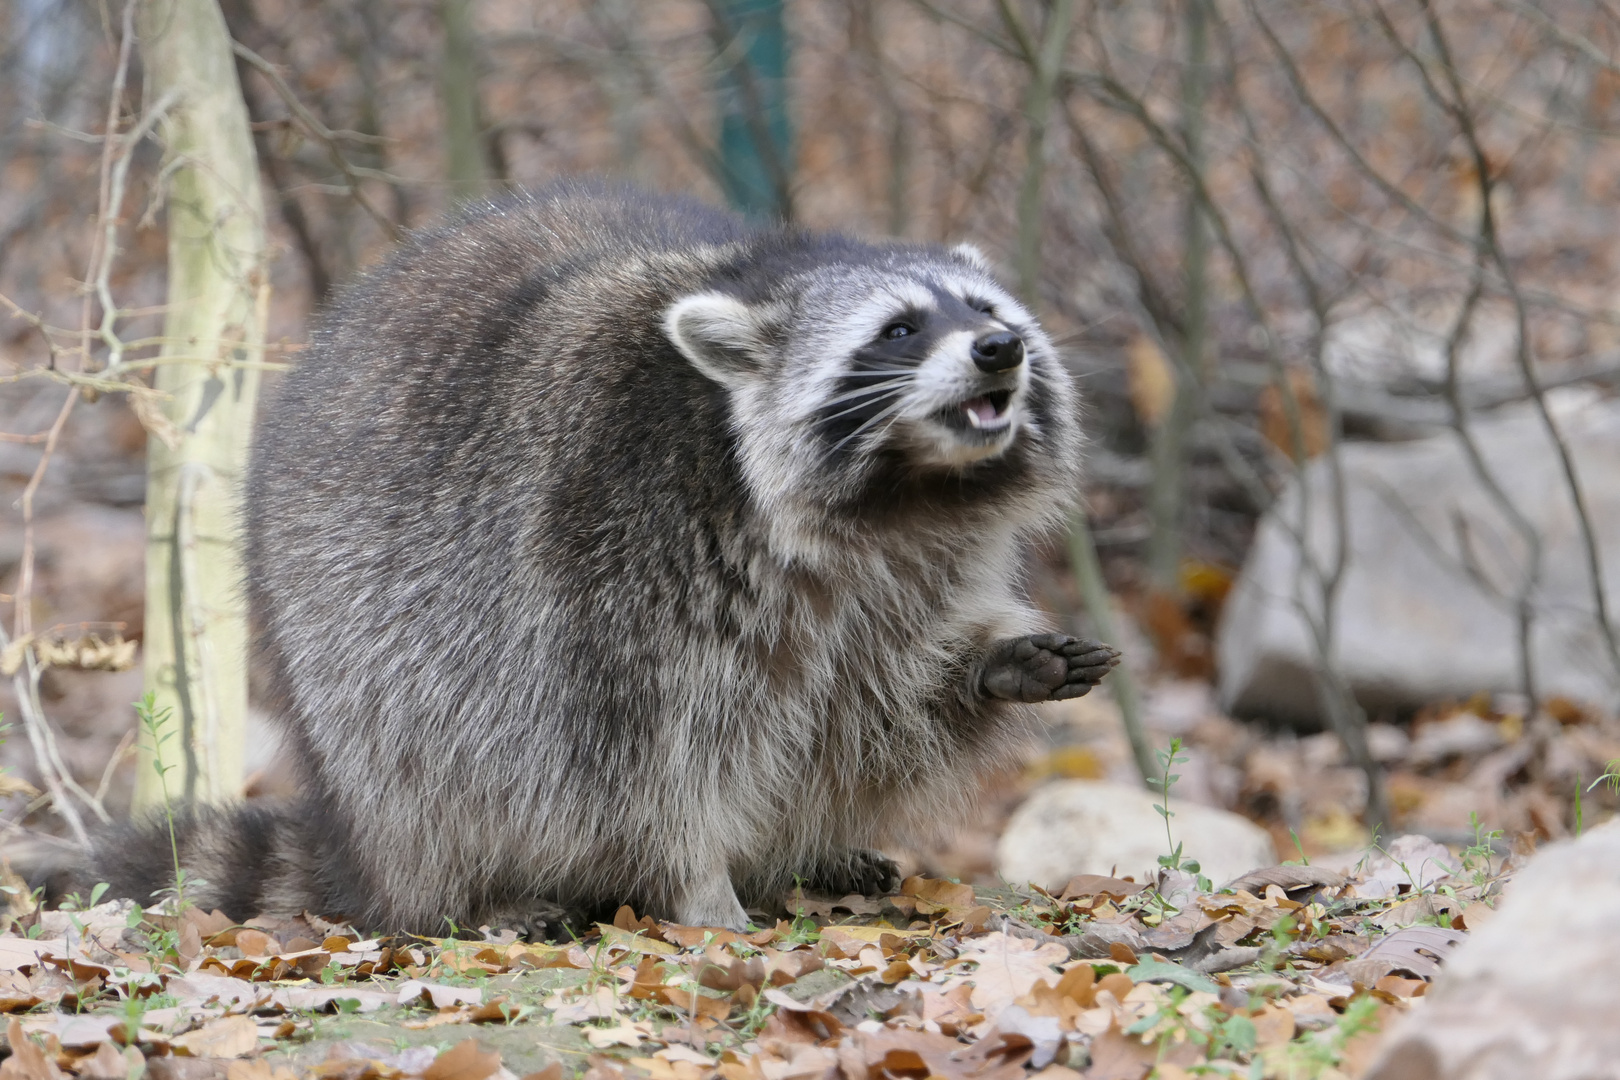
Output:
[90, 182, 1117, 935]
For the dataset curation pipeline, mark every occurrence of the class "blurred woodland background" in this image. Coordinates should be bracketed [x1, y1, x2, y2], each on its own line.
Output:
[6, 0, 1620, 882]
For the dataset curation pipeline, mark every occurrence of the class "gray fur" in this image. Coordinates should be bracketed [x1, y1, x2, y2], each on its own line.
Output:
[92, 182, 1106, 935]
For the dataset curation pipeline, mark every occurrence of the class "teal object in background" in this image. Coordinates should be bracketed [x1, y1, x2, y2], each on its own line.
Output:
[712, 0, 793, 220]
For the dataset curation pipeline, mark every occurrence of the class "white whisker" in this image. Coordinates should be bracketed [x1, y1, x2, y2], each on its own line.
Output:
[820, 388, 906, 425]
[821, 380, 913, 408]
[832, 398, 908, 453]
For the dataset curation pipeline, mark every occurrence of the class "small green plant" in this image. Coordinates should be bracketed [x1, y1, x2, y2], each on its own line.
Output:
[1152, 738, 1201, 877]
[1457, 812, 1504, 889]
[60, 882, 111, 913]
[496, 999, 538, 1025]
[734, 983, 777, 1039]
[1262, 993, 1382, 1077]
[135, 693, 187, 911]
[1208, 1012, 1260, 1063]
[1587, 758, 1620, 796]
[116, 978, 150, 1041]
[1258, 912, 1299, 973]
[1288, 827, 1309, 866]
[1121, 985, 1259, 1069]
[0, 882, 43, 933]
[779, 890, 821, 946]
[1575, 774, 1585, 836]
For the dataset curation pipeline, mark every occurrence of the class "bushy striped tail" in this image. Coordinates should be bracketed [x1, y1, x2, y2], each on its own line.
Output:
[87, 801, 328, 921]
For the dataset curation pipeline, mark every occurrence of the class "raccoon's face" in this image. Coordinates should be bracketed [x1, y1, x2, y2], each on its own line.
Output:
[792, 256, 1034, 470]
[663, 242, 1079, 527]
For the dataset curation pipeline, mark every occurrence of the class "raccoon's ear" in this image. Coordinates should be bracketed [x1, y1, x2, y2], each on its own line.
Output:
[664, 292, 776, 389]
[950, 242, 993, 272]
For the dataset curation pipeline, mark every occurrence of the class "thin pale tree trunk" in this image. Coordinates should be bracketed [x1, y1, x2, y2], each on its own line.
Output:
[1146, 0, 1209, 593]
[135, 0, 267, 811]
[440, 0, 490, 202]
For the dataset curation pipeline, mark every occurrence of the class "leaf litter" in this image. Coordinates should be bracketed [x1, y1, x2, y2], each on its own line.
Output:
[0, 842, 1515, 1080]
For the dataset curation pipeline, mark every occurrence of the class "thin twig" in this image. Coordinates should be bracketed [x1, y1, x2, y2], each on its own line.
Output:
[1416, 0, 1620, 687]
[230, 41, 401, 241]
[12, 389, 79, 641]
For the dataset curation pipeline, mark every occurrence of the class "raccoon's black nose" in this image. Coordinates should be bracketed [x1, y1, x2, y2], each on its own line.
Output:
[971, 331, 1024, 373]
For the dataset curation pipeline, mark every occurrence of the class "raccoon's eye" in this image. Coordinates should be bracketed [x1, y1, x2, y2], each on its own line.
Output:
[882, 323, 914, 340]
[968, 298, 995, 316]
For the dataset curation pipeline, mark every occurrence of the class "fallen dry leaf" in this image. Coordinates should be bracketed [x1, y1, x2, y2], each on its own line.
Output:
[584, 1019, 654, 1049]
[0, 971, 40, 1013]
[422, 1039, 502, 1080]
[849, 1024, 1026, 1080]
[1056, 876, 1145, 902]
[595, 925, 679, 955]
[1372, 974, 1427, 1000]
[0, 939, 65, 973]
[0, 1018, 65, 1080]
[1340, 925, 1466, 984]
[546, 986, 620, 1024]
[398, 980, 484, 1009]
[224, 1062, 296, 1080]
[1457, 900, 1497, 931]
[611, 907, 666, 941]
[957, 932, 1070, 1015]
[1283, 993, 1336, 1024]
[50, 1016, 118, 1050]
[1081, 1020, 1155, 1080]
[1250, 1003, 1295, 1047]
[169, 1016, 258, 1059]
[1028, 1067, 1083, 1080]
[818, 925, 931, 949]
[1126, 333, 1174, 427]
[1223, 865, 1348, 896]
[265, 985, 392, 1013]
[786, 890, 885, 919]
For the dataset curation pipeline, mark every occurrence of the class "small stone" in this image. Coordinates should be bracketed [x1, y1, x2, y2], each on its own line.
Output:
[996, 780, 1277, 890]
[1408, 714, 1504, 766]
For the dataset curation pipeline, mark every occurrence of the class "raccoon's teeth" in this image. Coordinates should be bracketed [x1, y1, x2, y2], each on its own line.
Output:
[963, 396, 1001, 429]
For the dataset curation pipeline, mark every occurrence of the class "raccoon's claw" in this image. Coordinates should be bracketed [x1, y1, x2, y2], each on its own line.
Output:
[980, 634, 1121, 703]
[804, 848, 901, 897]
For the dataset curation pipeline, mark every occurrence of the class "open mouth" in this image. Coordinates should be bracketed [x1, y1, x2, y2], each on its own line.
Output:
[950, 389, 1014, 433]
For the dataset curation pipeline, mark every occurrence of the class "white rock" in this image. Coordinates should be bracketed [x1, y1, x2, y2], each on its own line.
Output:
[996, 779, 1278, 889]
[1408, 713, 1505, 766]
[1218, 394, 1620, 725]
[1366, 818, 1620, 1079]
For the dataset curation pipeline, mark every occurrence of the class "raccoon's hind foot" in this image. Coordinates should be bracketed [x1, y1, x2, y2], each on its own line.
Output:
[980, 634, 1120, 703]
[802, 848, 901, 897]
[481, 900, 577, 943]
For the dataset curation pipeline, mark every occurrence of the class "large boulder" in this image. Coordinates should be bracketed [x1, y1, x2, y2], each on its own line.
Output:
[1366, 817, 1620, 1079]
[1218, 393, 1620, 725]
[996, 779, 1277, 889]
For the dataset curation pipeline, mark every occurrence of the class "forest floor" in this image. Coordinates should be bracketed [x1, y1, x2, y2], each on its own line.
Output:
[0, 799, 1510, 1080]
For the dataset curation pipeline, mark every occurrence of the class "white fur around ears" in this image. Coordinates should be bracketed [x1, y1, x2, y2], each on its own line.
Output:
[664, 292, 770, 389]
[950, 242, 993, 272]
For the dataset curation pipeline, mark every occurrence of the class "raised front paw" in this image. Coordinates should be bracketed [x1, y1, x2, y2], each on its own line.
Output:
[980, 634, 1120, 703]
[804, 848, 901, 897]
